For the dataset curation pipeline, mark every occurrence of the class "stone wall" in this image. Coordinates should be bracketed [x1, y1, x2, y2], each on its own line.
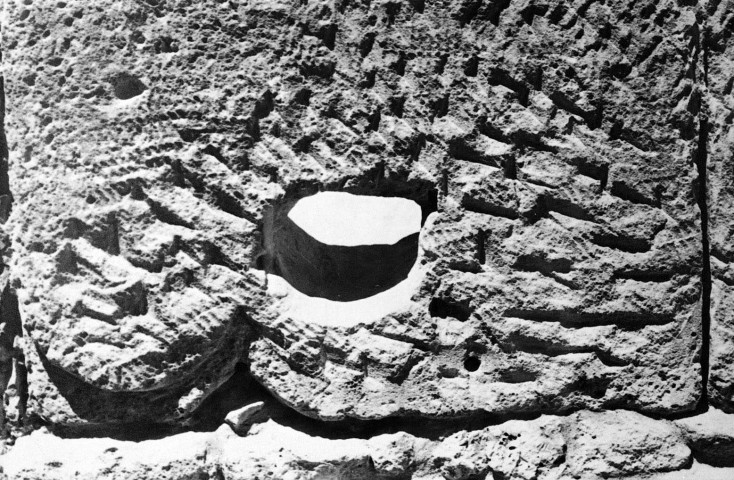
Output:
[0, 0, 732, 478]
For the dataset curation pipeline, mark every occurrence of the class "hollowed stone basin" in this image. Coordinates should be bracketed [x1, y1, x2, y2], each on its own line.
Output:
[270, 192, 422, 302]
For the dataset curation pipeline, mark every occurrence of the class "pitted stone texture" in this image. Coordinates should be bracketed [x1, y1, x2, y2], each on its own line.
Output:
[706, 0, 734, 413]
[246, 0, 705, 420]
[565, 410, 689, 479]
[0, 410, 697, 480]
[676, 408, 734, 467]
[4, 0, 703, 424]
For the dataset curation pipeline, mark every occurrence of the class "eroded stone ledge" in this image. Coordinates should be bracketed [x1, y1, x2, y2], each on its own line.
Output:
[2, 409, 734, 480]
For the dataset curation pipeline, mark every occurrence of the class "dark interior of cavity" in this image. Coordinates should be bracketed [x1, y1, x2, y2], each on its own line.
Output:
[271, 215, 419, 301]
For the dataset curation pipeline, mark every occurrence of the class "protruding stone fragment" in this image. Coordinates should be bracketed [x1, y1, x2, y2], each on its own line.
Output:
[224, 401, 266, 435]
[676, 409, 734, 467]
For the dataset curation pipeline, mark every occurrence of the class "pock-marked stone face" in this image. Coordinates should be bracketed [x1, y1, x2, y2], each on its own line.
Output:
[706, 0, 734, 413]
[3, 0, 704, 424]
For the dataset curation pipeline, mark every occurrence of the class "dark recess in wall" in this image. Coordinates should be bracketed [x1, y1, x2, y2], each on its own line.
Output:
[0, 77, 11, 222]
[255, 173, 437, 302]
[0, 73, 28, 428]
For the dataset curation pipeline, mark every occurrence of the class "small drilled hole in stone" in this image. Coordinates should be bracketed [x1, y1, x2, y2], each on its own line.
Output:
[110, 73, 147, 100]
[464, 356, 481, 372]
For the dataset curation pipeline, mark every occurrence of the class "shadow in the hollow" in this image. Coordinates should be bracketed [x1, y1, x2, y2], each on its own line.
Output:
[189, 362, 547, 441]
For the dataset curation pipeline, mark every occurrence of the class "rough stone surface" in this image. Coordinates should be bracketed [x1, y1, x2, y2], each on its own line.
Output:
[0, 0, 732, 478]
[652, 463, 734, 480]
[0, 410, 698, 480]
[676, 408, 734, 467]
[2, 0, 705, 427]
[707, 0, 734, 413]
[9, 409, 733, 479]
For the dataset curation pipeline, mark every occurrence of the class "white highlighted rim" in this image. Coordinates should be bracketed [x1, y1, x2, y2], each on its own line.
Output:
[287, 192, 422, 246]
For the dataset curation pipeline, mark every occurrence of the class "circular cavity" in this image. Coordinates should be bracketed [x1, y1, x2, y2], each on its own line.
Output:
[464, 356, 481, 372]
[287, 192, 422, 246]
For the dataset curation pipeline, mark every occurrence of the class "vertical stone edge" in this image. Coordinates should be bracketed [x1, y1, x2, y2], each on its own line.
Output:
[705, 0, 734, 413]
